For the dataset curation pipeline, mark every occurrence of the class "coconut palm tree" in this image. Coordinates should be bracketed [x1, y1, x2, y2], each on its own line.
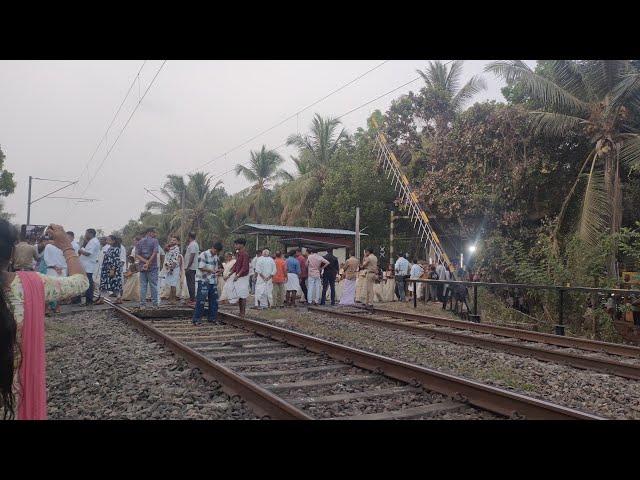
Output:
[486, 60, 640, 273]
[416, 60, 487, 137]
[234, 145, 285, 223]
[280, 114, 348, 224]
[286, 114, 348, 183]
[145, 172, 226, 242]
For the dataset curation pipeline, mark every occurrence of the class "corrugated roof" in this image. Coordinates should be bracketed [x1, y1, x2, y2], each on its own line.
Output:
[233, 223, 366, 237]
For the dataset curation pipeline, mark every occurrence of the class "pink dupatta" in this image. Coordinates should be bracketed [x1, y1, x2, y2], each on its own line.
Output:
[16, 271, 47, 420]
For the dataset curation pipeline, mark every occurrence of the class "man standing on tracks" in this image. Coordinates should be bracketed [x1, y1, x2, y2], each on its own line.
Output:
[394, 252, 410, 302]
[192, 241, 223, 325]
[436, 260, 448, 301]
[320, 248, 339, 306]
[78, 228, 101, 306]
[230, 238, 250, 316]
[306, 248, 329, 306]
[361, 248, 378, 310]
[254, 249, 276, 309]
[296, 248, 308, 303]
[185, 232, 199, 307]
[135, 227, 160, 309]
[339, 250, 359, 306]
[272, 251, 288, 308]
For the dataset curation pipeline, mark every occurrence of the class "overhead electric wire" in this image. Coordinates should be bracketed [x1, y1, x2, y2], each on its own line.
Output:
[207, 63, 451, 184]
[76, 61, 148, 185]
[78, 60, 167, 197]
[191, 60, 389, 172]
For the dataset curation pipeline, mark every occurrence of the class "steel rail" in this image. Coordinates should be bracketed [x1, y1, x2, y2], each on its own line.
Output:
[308, 306, 640, 382]
[105, 300, 311, 420]
[216, 310, 604, 420]
[373, 306, 640, 359]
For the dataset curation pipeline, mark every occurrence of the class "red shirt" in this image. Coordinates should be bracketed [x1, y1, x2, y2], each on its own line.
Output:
[232, 249, 250, 277]
[273, 257, 287, 283]
[297, 254, 308, 279]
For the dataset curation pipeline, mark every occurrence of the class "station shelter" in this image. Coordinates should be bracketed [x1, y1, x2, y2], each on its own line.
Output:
[232, 223, 365, 264]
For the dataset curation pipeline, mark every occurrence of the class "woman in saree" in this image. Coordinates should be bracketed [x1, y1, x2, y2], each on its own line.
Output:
[96, 235, 124, 305]
[1, 221, 89, 420]
[122, 255, 140, 303]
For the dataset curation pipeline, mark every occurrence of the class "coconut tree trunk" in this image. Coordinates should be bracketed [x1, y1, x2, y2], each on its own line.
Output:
[604, 151, 623, 278]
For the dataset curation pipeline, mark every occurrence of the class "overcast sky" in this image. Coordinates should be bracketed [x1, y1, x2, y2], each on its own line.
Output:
[0, 60, 535, 237]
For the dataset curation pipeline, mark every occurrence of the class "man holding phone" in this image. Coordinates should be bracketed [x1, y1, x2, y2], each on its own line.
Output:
[78, 228, 101, 305]
[135, 227, 160, 309]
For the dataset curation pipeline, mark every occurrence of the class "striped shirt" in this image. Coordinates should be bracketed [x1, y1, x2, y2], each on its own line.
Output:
[196, 250, 220, 284]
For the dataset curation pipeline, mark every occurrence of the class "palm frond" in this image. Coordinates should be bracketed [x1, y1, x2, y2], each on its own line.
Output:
[529, 111, 586, 137]
[578, 155, 610, 247]
[445, 60, 464, 95]
[552, 149, 596, 249]
[276, 169, 295, 183]
[608, 71, 640, 115]
[620, 135, 640, 171]
[585, 60, 630, 100]
[548, 60, 590, 100]
[486, 60, 590, 114]
[451, 75, 487, 112]
[234, 163, 259, 183]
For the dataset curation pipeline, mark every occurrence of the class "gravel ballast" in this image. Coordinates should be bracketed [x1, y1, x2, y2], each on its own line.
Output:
[232, 305, 640, 419]
[46, 310, 258, 420]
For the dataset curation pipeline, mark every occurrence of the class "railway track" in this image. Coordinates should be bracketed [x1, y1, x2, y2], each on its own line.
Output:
[105, 299, 603, 420]
[307, 306, 640, 381]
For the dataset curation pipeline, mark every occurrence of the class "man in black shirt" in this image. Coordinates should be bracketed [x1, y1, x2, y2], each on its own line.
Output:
[320, 248, 340, 306]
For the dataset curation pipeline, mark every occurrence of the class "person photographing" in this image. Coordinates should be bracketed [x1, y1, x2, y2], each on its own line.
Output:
[1, 221, 89, 420]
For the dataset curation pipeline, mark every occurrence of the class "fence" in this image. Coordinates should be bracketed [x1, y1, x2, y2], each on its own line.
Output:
[407, 278, 640, 336]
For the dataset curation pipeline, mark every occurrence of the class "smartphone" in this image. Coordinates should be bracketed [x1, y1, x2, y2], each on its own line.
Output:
[21, 224, 50, 243]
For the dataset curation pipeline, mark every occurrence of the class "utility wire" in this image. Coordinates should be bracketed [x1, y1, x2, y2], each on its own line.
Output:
[191, 60, 389, 172]
[209, 64, 445, 184]
[77, 61, 147, 185]
[79, 60, 167, 197]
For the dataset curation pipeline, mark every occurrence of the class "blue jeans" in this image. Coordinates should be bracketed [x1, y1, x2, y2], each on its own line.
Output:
[193, 281, 218, 323]
[396, 275, 406, 301]
[139, 269, 159, 307]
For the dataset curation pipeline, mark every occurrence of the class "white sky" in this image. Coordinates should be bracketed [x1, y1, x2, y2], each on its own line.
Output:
[0, 60, 535, 236]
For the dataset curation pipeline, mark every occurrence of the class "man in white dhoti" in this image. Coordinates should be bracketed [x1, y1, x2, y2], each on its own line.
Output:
[339, 252, 359, 306]
[254, 249, 276, 309]
[284, 250, 301, 307]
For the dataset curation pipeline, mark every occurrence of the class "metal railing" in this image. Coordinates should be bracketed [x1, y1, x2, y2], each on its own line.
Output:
[406, 278, 640, 336]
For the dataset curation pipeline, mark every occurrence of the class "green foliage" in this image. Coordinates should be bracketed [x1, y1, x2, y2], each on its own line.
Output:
[311, 131, 397, 250]
[0, 146, 16, 198]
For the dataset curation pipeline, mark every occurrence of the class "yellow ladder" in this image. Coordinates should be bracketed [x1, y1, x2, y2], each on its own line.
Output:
[371, 118, 452, 268]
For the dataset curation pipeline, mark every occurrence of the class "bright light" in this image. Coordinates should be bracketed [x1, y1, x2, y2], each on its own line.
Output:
[468, 244, 477, 254]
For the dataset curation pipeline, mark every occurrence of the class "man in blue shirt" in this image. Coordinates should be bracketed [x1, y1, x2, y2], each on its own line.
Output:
[285, 250, 301, 307]
[394, 253, 410, 301]
[193, 241, 223, 325]
[135, 227, 160, 308]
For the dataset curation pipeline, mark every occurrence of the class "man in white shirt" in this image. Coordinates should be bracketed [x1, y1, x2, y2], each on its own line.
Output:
[184, 232, 199, 306]
[67, 231, 79, 254]
[435, 261, 448, 301]
[254, 249, 276, 309]
[78, 228, 101, 305]
[409, 259, 425, 300]
[394, 253, 410, 301]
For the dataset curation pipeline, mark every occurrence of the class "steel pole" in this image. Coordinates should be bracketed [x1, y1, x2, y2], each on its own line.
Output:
[27, 175, 32, 224]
